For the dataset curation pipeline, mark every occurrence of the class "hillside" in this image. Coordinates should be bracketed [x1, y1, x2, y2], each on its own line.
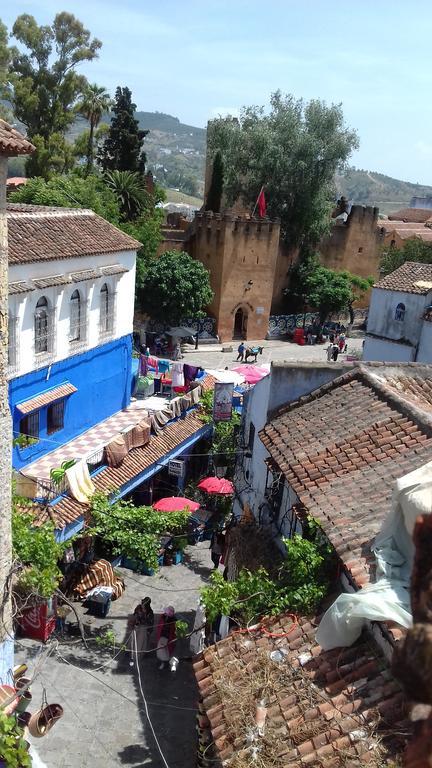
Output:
[335, 168, 432, 216]
[9, 107, 432, 213]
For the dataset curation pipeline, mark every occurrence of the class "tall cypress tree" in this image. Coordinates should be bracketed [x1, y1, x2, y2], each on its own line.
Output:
[98, 86, 147, 173]
[205, 151, 224, 213]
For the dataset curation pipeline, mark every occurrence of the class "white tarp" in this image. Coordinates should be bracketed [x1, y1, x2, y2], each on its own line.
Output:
[316, 460, 432, 650]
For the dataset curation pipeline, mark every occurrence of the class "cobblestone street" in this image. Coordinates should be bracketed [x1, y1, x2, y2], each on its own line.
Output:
[16, 543, 213, 768]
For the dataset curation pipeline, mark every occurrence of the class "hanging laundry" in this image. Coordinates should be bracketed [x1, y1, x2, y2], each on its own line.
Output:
[65, 459, 96, 503]
[105, 434, 128, 468]
[158, 359, 171, 375]
[189, 386, 201, 405]
[139, 355, 148, 376]
[124, 419, 151, 451]
[183, 364, 199, 387]
[171, 362, 185, 387]
[147, 356, 159, 374]
[169, 397, 182, 418]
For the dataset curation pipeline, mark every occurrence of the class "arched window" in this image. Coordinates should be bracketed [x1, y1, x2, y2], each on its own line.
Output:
[395, 302, 405, 322]
[70, 289, 81, 342]
[100, 283, 110, 335]
[34, 296, 49, 353]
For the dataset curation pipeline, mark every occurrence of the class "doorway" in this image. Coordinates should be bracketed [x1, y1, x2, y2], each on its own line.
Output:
[233, 307, 247, 339]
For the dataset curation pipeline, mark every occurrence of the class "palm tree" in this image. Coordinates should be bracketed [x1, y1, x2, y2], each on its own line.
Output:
[104, 170, 147, 221]
[77, 84, 112, 174]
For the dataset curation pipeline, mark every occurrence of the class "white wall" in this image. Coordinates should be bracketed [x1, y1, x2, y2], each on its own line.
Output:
[417, 320, 432, 363]
[366, 287, 428, 345]
[8, 250, 136, 378]
[363, 335, 415, 362]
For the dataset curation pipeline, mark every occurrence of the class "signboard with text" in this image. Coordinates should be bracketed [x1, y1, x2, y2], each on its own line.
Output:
[213, 382, 234, 423]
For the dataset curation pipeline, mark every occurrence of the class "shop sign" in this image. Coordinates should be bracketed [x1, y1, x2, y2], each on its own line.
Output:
[168, 459, 185, 478]
[213, 382, 234, 423]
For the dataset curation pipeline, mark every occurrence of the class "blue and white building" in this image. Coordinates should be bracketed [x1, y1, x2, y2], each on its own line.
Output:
[7, 203, 140, 470]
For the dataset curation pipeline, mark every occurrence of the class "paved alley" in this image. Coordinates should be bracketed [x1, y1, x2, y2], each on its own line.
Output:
[15, 542, 214, 768]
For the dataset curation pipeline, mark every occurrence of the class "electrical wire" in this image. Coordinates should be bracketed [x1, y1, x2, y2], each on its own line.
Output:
[133, 629, 171, 768]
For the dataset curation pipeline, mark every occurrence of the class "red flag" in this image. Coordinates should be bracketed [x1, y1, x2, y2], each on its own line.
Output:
[257, 187, 266, 218]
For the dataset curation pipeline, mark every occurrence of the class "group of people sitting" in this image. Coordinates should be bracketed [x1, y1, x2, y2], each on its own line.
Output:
[128, 598, 178, 671]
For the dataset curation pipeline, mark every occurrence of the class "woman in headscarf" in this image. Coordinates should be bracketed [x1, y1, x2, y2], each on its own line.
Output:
[156, 606, 177, 670]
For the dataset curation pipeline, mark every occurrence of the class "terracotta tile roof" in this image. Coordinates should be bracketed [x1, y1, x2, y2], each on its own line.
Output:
[260, 366, 432, 589]
[32, 275, 72, 289]
[0, 120, 35, 156]
[388, 207, 432, 223]
[6, 204, 141, 264]
[100, 264, 129, 276]
[374, 262, 432, 294]
[378, 220, 421, 232]
[50, 411, 209, 529]
[16, 383, 77, 415]
[70, 269, 101, 282]
[194, 610, 410, 766]
[8, 281, 34, 295]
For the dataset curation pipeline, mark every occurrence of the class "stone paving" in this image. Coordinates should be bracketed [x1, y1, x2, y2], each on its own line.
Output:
[15, 542, 213, 768]
[181, 335, 364, 370]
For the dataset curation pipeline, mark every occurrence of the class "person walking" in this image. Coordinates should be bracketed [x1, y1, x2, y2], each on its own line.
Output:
[210, 530, 224, 570]
[129, 597, 154, 665]
[236, 342, 246, 362]
[332, 343, 339, 362]
[156, 606, 177, 670]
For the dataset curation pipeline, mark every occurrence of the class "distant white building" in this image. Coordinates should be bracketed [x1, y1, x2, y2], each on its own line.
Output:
[363, 262, 432, 363]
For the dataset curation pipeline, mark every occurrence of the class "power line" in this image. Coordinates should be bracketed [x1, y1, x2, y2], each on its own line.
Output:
[133, 629, 171, 768]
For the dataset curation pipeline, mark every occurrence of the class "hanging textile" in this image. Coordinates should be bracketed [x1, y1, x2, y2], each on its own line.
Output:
[180, 395, 191, 412]
[183, 364, 199, 387]
[65, 460, 96, 504]
[139, 355, 148, 376]
[105, 435, 128, 468]
[147, 356, 159, 374]
[158, 359, 171, 375]
[124, 419, 151, 452]
[171, 362, 185, 387]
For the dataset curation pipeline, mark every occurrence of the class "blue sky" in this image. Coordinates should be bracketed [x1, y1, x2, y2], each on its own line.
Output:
[3, 1, 432, 184]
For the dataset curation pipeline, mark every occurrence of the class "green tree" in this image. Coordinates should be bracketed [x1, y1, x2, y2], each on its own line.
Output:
[0, 20, 12, 120]
[5, 12, 101, 176]
[205, 151, 224, 212]
[24, 132, 75, 178]
[300, 257, 372, 323]
[8, 12, 101, 140]
[98, 86, 147, 174]
[12, 506, 68, 598]
[380, 238, 432, 276]
[77, 83, 112, 173]
[138, 250, 213, 325]
[72, 123, 109, 165]
[104, 169, 148, 221]
[10, 173, 121, 223]
[209, 91, 358, 248]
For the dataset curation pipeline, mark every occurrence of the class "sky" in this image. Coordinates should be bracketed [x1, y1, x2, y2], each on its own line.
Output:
[3, 0, 432, 184]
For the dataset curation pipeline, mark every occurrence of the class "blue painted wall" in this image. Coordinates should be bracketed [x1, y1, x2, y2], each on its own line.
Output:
[10, 334, 133, 469]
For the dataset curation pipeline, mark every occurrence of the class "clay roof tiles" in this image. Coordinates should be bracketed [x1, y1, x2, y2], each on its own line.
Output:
[6, 203, 141, 264]
[388, 207, 432, 223]
[373, 261, 432, 294]
[0, 120, 35, 156]
[260, 365, 432, 590]
[194, 609, 410, 766]
[49, 410, 210, 529]
[16, 383, 77, 415]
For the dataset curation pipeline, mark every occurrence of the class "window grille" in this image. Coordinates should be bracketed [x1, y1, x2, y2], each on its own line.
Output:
[395, 302, 406, 322]
[99, 283, 116, 342]
[8, 316, 19, 377]
[47, 400, 65, 435]
[19, 412, 40, 443]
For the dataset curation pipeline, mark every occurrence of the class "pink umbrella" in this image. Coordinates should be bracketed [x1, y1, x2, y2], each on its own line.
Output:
[232, 364, 270, 385]
[197, 477, 234, 496]
[153, 496, 200, 513]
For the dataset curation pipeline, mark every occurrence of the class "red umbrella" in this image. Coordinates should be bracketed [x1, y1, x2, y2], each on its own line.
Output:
[152, 496, 200, 513]
[197, 477, 234, 496]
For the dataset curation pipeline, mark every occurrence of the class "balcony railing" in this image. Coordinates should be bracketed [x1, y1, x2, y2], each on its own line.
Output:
[69, 315, 89, 355]
[8, 317, 19, 378]
[33, 309, 56, 370]
[98, 311, 116, 343]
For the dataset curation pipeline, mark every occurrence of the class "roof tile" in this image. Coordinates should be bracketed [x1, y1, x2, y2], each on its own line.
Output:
[374, 262, 432, 294]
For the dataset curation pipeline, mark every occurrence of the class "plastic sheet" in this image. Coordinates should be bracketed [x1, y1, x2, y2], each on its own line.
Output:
[316, 460, 432, 649]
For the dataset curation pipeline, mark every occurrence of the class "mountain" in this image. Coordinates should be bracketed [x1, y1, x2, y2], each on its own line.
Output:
[335, 168, 432, 216]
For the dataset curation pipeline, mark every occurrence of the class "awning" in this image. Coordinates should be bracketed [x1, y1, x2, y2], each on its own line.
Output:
[32, 275, 72, 289]
[9, 281, 34, 295]
[16, 382, 77, 415]
[70, 269, 100, 282]
[101, 265, 129, 276]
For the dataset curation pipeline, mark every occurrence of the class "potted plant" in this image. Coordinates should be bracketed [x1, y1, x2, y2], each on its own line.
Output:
[0, 712, 31, 768]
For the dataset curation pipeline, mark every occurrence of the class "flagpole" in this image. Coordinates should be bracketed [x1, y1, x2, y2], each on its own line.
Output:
[252, 185, 264, 218]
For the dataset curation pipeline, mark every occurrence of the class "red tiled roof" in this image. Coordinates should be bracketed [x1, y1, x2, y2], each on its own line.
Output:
[6, 204, 141, 264]
[50, 411, 209, 528]
[260, 366, 432, 590]
[16, 383, 77, 415]
[0, 120, 35, 156]
[194, 609, 410, 766]
[388, 207, 432, 223]
[374, 262, 432, 294]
